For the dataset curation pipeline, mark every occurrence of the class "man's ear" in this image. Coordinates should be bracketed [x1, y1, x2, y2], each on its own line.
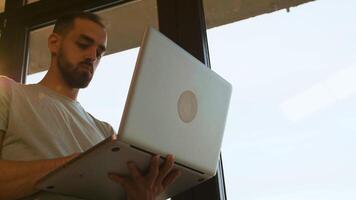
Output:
[48, 33, 61, 55]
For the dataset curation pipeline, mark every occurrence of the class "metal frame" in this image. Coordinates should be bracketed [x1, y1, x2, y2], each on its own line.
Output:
[0, 0, 26, 82]
[0, 0, 227, 199]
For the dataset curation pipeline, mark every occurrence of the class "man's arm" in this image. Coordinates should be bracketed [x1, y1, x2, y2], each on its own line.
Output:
[0, 152, 78, 200]
[0, 77, 74, 200]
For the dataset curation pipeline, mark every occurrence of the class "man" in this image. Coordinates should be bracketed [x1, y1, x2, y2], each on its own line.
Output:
[0, 12, 180, 200]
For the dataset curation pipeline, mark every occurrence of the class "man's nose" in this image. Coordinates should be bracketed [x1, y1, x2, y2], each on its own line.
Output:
[86, 47, 98, 61]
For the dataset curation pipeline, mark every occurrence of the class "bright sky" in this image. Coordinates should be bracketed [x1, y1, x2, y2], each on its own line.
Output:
[27, 0, 356, 199]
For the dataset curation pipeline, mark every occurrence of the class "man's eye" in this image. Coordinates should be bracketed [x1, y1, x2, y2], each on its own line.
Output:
[77, 42, 89, 49]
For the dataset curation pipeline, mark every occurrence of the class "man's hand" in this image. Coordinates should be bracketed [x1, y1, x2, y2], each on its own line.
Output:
[0, 153, 79, 200]
[108, 154, 180, 200]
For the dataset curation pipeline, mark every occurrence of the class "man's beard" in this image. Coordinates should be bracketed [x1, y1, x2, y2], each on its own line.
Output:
[57, 49, 93, 88]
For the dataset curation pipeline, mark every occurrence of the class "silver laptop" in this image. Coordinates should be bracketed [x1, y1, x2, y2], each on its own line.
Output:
[36, 27, 232, 200]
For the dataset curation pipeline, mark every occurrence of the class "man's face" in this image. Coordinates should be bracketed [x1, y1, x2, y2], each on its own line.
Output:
[55, 18, 107, 88]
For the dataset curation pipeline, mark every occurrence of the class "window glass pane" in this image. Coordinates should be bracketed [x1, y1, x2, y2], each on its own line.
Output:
[77, 49, 138, 131]
[207, 0, 356, 199]
[0, 0, 5, 13]
[27, 25, 53, 75]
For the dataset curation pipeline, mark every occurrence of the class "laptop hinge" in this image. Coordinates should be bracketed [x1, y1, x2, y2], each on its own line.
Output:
[129, 145, 205, 175]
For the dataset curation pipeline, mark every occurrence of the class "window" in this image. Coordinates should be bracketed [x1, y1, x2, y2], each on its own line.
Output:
[207, 0, 356, 199]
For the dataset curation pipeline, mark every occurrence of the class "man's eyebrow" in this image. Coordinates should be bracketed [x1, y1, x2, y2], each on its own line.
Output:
[79, 34, 106, 52]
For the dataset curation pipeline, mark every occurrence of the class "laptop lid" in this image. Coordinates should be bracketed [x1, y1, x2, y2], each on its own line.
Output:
[118, 27, 232, 176]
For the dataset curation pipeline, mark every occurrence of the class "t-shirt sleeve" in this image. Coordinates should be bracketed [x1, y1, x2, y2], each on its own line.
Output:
[88, 113, 116, 138]
[0, 76, 13, 132]
[98, 121, 116, 138]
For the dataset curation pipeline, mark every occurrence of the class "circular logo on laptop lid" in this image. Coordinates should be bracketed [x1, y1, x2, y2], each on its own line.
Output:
[177, 90, 198, 123]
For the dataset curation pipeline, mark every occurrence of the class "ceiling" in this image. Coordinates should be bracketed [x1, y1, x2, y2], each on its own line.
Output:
[27, 0, 315, 75]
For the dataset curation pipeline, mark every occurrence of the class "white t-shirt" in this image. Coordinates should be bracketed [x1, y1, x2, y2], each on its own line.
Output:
[0, 76, 115, 199]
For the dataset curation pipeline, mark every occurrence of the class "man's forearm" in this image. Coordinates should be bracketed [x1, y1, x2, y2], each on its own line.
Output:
[0, 154, 78, 200]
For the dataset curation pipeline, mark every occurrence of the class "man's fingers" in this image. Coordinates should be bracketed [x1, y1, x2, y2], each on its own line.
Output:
[147, 155, 160, 185]
[127, 161, 142, 182]
[162, 170, 181, 189]
[156, 154, 175, 184]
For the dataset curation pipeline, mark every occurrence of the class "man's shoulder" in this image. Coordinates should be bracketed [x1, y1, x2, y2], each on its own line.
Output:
[0, 76, 17, 87]
[0, 76, 18, 95]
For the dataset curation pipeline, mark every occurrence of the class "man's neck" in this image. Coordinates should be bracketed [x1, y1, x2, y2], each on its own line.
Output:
[39, 66, 79, 100]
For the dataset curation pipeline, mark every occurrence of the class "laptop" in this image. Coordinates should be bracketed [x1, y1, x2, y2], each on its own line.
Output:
[36, 27, 232, 200]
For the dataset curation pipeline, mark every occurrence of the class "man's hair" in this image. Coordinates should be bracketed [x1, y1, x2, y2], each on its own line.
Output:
[53, 11, 105, 36]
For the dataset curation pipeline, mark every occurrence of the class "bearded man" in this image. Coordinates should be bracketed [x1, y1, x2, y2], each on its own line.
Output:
[0, 12, 179, 200]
